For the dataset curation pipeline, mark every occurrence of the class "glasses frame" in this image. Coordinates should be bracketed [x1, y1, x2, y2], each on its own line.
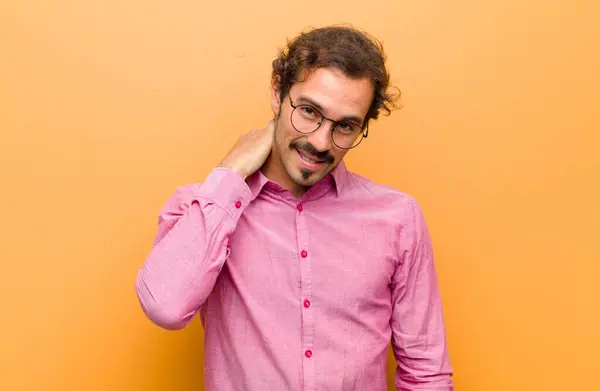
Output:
[288, 95, 369, 150]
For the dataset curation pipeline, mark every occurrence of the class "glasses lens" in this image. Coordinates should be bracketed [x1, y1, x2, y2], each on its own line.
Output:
[332, 124, 364, 149]
[291, 105, 322, 134]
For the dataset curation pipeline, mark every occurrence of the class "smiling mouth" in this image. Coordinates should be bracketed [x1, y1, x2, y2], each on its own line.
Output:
[296, 149, 326, 169]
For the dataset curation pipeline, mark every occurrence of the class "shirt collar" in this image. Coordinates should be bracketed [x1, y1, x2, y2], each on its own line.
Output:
[329, 160, 348, 195]
[245, 160, 348, 200]
[245, 169, 271, 201]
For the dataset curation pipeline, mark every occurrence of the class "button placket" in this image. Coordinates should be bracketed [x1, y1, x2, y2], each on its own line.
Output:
[295, 200, 314, 388]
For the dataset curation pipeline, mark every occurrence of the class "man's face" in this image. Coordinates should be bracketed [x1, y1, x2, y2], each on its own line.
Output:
[270, 67, 373, 189]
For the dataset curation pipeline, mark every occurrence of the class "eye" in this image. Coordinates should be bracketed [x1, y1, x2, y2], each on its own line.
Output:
[336, 122, 356, 134]
[299, 106, 318, 119]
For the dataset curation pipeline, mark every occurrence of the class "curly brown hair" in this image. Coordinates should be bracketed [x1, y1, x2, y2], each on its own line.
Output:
[271, 25, 400, 127]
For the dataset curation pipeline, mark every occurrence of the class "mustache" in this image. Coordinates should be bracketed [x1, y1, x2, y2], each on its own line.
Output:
[290, 140, 335, 164]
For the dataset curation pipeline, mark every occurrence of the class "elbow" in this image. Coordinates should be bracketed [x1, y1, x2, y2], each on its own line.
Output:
[134, 276, 194, 331]
[139, 303, 191, 331]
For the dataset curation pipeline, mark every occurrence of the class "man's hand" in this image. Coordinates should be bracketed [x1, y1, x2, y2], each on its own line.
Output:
[219, 120, 276, 179]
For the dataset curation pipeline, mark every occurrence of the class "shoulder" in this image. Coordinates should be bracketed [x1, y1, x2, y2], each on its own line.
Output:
[342, 170, 430, 253]
[343, 170, 424, 216]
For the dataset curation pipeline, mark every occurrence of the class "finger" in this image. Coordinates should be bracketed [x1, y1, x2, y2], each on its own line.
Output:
[266, 120, 275, 133]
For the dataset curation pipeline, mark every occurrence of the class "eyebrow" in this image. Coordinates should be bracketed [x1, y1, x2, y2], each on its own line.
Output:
[295, 95, 364, 125]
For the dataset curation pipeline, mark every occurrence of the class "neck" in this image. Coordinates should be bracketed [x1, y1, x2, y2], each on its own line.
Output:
[261, 149, 308, 198]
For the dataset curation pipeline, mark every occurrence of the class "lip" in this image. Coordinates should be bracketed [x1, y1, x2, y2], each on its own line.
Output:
[296, 149, 326, 170]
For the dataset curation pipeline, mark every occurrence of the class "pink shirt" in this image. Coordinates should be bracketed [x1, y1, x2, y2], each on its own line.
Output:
[135, 162, 454, 390]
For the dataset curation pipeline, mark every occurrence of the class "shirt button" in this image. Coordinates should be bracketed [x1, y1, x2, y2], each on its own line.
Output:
[300, 250, 308, 258]
[305, 350, 312, 358]
[303, 299, 311, 308]
[235, 200, 242, 209]
[296, 203, 303, 212]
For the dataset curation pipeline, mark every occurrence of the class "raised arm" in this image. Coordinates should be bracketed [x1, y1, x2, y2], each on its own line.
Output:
[135, 121, 275, 330]
[135, 167, 251, 330]
[390, 200, 454, 390]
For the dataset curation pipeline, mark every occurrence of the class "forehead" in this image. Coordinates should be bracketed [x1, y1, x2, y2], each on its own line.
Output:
[290, 67, 373, 120]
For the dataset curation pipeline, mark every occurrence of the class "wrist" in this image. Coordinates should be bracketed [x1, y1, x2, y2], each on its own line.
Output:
[218, 161, 248, 179]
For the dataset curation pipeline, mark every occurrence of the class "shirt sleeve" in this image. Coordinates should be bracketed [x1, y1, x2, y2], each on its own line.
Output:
[390, 199, 454, 390]
[135, 167, 252, 330]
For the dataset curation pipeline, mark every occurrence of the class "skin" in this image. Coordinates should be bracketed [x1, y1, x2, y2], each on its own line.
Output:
[264, 68, 374, 197]
[220, 67, 374, 198]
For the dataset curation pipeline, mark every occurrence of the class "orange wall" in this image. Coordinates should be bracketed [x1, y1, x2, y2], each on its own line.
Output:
[1, 1, 599, 390]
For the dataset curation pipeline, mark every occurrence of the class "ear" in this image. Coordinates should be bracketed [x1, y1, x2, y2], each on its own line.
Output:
[270, 76, 282, 118]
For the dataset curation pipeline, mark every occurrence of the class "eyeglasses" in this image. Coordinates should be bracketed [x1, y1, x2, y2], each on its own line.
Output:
[289, 95, 368, 149]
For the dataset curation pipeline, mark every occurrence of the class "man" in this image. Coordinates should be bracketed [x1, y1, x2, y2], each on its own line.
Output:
[135, 25, 454, 391]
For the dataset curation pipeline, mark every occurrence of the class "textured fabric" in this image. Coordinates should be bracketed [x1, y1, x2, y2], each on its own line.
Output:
[135, 161, 453, 390]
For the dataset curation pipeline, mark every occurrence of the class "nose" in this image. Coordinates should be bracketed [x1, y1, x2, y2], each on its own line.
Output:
[307, 120, 333, 152]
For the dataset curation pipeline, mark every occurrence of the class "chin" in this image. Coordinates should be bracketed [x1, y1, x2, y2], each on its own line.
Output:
[292, 173, 322, 187]
[289, 164, 330, 187]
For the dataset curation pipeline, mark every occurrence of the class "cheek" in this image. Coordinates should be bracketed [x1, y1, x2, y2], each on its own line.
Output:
[278, 123, 300, 147]
[275, 125, 295, 159]
[331, 149, 348, 164]
[331, 149, 348, 166]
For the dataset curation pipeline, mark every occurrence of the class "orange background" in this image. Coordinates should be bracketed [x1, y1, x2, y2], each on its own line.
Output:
[1, 1, 599, 390]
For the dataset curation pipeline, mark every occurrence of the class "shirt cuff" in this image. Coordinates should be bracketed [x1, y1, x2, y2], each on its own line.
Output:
[192, 167, 252, 218]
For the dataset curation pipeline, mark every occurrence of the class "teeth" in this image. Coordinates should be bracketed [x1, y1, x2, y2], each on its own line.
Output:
[299, 151, 320, 164]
